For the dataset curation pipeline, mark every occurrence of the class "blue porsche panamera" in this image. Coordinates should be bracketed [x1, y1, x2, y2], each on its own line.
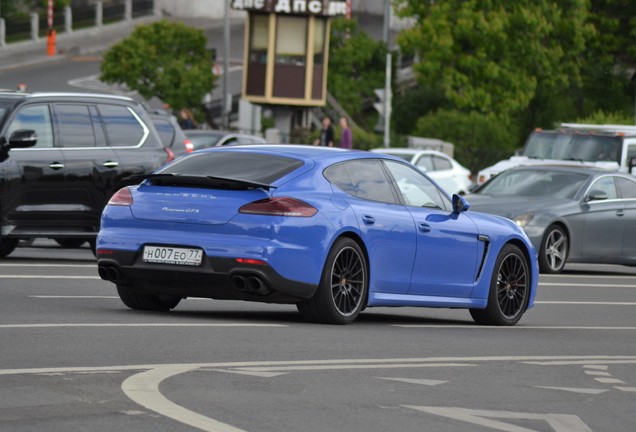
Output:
[96, 145, 538, 325]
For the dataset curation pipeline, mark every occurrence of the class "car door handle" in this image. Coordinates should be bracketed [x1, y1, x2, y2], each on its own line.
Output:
[102, 161, 119, 168]
[418, 222, 431, 233]
[362, 215, 375, 225]
[616, 210, 624, 217]
[49, 162, 65, 170]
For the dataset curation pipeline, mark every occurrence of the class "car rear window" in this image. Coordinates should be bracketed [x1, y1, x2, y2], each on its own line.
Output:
[158, 151, 304, 184]
[152, 117, 175, 147]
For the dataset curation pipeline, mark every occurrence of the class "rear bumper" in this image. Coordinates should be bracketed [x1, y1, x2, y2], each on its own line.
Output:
[97, 249, 317, 303]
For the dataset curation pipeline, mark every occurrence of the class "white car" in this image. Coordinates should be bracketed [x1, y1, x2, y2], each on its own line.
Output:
[371, 148, 473, 194]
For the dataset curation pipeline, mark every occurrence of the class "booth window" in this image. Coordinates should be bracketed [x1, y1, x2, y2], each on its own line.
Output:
[246, 14, 269, 97]
[312, 18, 326, 100]
[273, 16, 308, 98]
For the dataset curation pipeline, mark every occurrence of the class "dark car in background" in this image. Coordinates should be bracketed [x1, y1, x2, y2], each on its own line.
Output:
[0, 91, 170, 257]
[467, 165, 636, 273]
[185, 129, 267, 150]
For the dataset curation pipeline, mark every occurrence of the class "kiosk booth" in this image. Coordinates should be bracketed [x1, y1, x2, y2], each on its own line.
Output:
[231, 0, 349, 112]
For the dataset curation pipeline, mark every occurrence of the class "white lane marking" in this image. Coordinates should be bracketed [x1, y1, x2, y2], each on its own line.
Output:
[614, 387, 636, 392]
[525, 359, 636, 366]
[542, 274, 635, 279]
[535, 301, 636, 305]
[534, 386, 609, 395]
[206, 369, 288, 378]
[376, 377, 447, 386]
[540, 283, 636, 288]
[121, 365, 246, 432]
[595, 377, 625, 384]
[230, 363, 475, 373]
[0, 275, 100, 279]
[2, 355, 636, 376]
[584, 371, 611, 376]
[29, 296, 118, 299]
[0, 323, 287, 329]
[583, 365, 608, 370]
[394, 325, 636, 330]
[403, 406, 593, 432]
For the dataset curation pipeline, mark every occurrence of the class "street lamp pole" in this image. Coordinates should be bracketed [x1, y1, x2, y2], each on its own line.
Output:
[223, 0, 231, 129]
[382, 0, 392, 148]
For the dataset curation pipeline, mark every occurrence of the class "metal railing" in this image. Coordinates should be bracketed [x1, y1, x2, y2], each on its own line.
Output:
[0, 0, 157, 48]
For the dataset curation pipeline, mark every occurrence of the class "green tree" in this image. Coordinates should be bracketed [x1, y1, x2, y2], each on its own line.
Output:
[100, 20, 216, 112]
[327, 17, 387, 122]
[394, 0, 591, 117]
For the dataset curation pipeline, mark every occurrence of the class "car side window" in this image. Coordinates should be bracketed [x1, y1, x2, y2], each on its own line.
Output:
[324, 160, 398, 204]
[7, 104, 54, 148]
[98, 104, 145, 147]
[152, 118, 175, 148]
[55, 104, 97, 147]
[432, 155, 452, 170]
[616, 177, 636, 199]
[415, 155, 434, 172]
[383, 160, 449, 210]
[589, 176, 618, 200]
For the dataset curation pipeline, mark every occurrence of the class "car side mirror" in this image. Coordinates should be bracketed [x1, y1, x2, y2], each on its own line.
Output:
[452, 194, 470, 213]
[586, 190, 608, 202]
[9, 129, 38, 149]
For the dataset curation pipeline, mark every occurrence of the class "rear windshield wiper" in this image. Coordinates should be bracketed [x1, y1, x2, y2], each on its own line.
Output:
[132, 173, 277, 190]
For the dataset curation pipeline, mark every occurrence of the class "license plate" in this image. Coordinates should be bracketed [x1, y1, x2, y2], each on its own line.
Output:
[143, 246, 203, 266]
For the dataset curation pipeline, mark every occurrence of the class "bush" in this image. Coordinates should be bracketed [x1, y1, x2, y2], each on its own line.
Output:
[413, 110, 519, 174]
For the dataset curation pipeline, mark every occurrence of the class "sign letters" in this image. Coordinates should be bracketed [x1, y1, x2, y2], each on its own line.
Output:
[231, 0, 348, 16]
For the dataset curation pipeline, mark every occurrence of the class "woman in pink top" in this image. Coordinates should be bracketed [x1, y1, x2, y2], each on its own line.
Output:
[339, 116, 352, 149]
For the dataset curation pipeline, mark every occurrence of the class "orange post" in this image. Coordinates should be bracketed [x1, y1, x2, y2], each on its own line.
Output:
[47, 29, 56, 57]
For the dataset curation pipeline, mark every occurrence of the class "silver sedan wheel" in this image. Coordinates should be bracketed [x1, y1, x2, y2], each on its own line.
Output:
[541, 226, 568, 273]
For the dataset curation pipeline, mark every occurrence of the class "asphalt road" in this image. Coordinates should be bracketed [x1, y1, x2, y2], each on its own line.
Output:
[1, 240, 635, 432]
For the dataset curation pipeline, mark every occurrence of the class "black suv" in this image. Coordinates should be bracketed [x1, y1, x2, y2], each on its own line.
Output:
[0, 92, 171, 257]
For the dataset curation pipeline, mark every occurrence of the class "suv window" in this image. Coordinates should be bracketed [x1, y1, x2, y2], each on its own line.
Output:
[99, 104, 145, 147]
[523, 131, 622, 163]
[55, 104, 97, 147]
[7, 104, 54, 148]
[324, 159, 398, 204]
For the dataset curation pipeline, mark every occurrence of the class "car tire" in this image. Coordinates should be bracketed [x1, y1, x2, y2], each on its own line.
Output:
[470, 244, 530, 326]
[0, 238, 18, 258]
[539, 225, 568, 274]
[55, 238, 86, 248]
[116, 284, 181, 312]
[297, 238, 368, 325]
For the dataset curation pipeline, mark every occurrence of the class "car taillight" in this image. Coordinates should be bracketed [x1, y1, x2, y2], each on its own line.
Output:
[184, 139, 194, 153]
[108, 187, 133, 206]
[164, 147, 175, 163]
[239, 197, 317, 217]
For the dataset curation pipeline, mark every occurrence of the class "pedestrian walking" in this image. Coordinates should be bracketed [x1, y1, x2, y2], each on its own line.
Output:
[339, 116, 352, 149]
[314, 116, 334, 147]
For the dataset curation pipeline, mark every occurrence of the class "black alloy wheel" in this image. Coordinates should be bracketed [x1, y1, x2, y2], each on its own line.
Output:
[470, 244, 530, 326]
[297, 237, 368, 324]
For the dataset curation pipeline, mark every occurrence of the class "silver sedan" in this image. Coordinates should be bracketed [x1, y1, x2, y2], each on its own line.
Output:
[466, 165, 636, 273]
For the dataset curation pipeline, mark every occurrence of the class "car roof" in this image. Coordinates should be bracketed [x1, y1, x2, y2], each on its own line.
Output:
[0, 91, 135, 103]
[502, 164, 626, 176]
[371, 148, 450, 157]
[199, 144, 376, 163]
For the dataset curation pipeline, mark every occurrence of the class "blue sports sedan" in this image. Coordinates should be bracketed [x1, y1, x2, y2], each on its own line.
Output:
[96, 145, 538, 325]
